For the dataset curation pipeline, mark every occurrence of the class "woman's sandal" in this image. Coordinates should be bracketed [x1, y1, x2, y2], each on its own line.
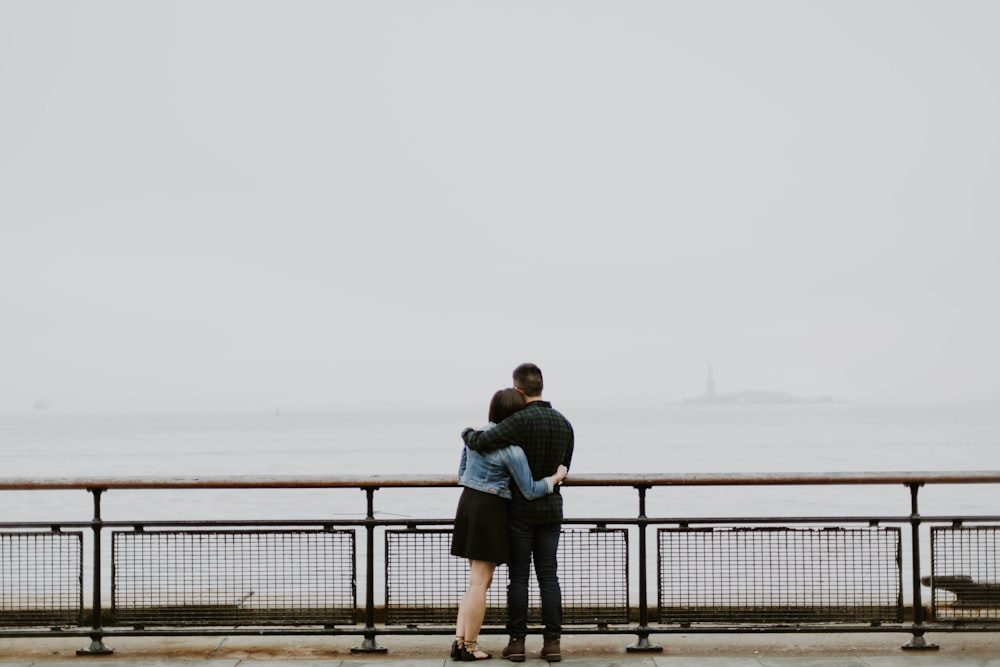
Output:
[461, 641, 492, 661]
[450, 640, 462, 660]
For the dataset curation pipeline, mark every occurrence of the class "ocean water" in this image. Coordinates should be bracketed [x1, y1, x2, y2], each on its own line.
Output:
[3, 401, 1000, 519]
[2, 401, 999, 605]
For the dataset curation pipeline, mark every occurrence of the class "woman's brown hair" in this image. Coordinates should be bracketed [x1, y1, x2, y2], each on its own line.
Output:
[488, 388, 526, 424]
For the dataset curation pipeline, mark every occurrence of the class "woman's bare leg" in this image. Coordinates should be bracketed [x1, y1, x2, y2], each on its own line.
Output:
[456, 559, 496, 658]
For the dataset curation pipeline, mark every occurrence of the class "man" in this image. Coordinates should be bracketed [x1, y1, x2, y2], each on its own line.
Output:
[461, 363, 574, 662]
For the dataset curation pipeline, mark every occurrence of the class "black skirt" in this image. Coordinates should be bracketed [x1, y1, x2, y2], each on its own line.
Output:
[451, 487, 511, 564]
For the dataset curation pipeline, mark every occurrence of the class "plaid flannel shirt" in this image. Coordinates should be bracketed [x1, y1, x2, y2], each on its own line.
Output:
[462, 400, 574, 524]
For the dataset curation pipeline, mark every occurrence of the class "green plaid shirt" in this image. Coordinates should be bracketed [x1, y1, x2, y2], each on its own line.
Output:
[462, 401, 574, 524]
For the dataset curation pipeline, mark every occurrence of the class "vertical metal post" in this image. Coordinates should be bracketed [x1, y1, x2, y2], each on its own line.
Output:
[352, 486, 386, 653]
[626, 485, 661, 653]
[77, 488, 113, 655]
[902, 482, 938, 651]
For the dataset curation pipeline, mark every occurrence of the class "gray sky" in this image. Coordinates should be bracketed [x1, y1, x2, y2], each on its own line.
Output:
[2, 1, 999, 412]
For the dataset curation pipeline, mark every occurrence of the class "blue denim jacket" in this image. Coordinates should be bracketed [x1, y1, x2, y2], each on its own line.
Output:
[458, 423, 553, 500]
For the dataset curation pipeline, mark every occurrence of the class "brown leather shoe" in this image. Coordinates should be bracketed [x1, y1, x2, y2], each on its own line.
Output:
[541, 638, 561, 662]
[501, 637, 525, 662]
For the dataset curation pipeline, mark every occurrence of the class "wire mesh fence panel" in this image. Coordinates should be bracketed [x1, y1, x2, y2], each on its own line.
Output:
[384, 529, 476, 625]
[112, 529, 355, 626]
[385, 528, 628, 626]
[558, 528, 629, 624]
[658, 526, 901, 624]
[0, 532, 83, 627]
[929, 525, 1000, 622]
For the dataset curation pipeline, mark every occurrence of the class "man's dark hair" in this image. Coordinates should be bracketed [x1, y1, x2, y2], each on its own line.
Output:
[512, 363, 543, 397]
[489, 388, 526, 423]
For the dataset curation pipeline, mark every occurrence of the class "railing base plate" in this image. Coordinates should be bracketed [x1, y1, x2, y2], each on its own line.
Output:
[626, 636, 663, 653]
[352, 637, 388, 654]
[902, 635, 939, 651]
[77, 638, 113, 656]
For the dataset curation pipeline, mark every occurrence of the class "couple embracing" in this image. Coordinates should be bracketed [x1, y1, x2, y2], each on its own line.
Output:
[451, 363, 575, 662]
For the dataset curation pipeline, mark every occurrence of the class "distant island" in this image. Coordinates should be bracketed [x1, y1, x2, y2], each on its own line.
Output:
[682, 365, 834, 405]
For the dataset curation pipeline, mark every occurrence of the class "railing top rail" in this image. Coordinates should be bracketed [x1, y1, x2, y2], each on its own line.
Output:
[2, 470, 1000, 491]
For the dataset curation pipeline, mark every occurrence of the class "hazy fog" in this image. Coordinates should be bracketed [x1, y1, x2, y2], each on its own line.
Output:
[2, 1, 998, 413]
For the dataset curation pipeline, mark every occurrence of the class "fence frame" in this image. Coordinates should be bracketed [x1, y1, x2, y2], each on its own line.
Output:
[2, 471, 1000, 655]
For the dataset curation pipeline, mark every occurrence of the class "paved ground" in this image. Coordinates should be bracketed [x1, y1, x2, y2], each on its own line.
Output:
[0, 631, 997, 665]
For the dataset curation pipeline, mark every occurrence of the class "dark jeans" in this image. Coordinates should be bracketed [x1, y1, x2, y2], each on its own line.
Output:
[506, 517, 562, 639]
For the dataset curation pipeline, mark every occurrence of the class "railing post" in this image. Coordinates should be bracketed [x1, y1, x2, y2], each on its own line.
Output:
[352, 486, 386, 653]
[902, 482, 938, 651]
[626, 484, 661, 653]
[77, 488, 113, 656]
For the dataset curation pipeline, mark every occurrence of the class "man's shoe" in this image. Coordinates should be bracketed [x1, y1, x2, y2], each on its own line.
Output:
[541, 638, 561, 663]
[501, 637, 525, 662]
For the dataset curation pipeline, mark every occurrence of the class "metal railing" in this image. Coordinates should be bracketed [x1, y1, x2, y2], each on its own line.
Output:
[2, 472, 1000, 655]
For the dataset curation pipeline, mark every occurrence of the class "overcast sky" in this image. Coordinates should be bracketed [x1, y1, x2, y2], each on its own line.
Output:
[2, 1, 998, 413]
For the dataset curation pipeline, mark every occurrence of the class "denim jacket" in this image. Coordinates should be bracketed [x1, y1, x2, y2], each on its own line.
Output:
[458, 423, 554, 500]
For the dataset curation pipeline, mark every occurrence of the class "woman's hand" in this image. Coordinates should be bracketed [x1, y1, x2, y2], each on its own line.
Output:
[552, 464, 569, 485]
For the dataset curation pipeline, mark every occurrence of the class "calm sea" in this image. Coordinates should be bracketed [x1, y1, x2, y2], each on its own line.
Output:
[3, 400, 999, 520]
[3, 401, 998, 604]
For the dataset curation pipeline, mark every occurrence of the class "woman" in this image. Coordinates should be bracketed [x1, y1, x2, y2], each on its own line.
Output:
[451, 388, 568, 661]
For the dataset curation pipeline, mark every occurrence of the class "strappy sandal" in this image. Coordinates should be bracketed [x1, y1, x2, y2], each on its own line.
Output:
[461, 641, 492, 661]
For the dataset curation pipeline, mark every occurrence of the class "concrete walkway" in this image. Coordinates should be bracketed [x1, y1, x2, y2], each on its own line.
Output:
[0, 632, 998, 665]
